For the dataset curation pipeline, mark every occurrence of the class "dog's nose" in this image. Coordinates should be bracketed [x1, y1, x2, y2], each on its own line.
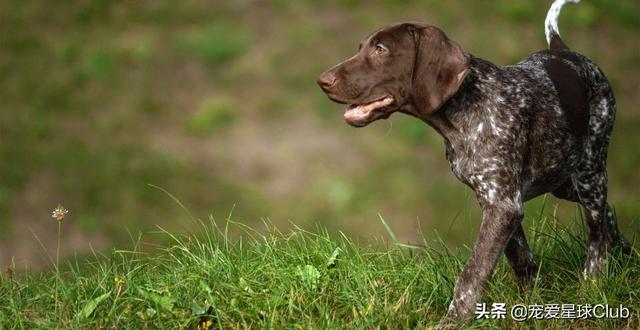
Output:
[317, 71, 337, 91]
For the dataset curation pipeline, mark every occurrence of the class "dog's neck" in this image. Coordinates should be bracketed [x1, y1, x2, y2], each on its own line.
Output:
[419, 54, 498, 144]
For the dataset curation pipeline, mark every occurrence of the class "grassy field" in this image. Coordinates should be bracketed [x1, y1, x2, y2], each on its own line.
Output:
[1, 202, 638, 329]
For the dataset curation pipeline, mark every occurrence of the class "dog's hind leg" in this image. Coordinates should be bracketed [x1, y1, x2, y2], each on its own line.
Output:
[570, 172, 631, 276]
[553, 179, 630, 259]
[571, 84, 631, 276]
[603, 206, 631, 254]
[504, 225, 538, 288]
[573, 170, 613, 276]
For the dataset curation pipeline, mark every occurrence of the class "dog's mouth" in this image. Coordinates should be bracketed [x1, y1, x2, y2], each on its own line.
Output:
[344, 96, 395, 126]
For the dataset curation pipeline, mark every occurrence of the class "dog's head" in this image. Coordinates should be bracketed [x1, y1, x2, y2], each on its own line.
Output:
[317, 22, 469, 127]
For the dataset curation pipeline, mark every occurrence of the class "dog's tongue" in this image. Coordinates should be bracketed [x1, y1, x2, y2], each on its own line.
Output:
[344, 97, 393, 121]
[344, 105, 367, 118]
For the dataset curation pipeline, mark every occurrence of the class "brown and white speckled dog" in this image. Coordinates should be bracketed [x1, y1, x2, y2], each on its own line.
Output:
[317, 0, 631, 321]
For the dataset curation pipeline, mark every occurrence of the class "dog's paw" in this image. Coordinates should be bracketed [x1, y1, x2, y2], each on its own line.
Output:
[583, 245, 608, 278]
[514, 262, 540, 291]
[614, 238, 633, 256]
[436, 314, 468, 330]
[443, 298, 476, 326]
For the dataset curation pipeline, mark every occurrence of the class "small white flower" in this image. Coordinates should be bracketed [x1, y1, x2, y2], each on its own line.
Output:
[51, 204, 69, 222]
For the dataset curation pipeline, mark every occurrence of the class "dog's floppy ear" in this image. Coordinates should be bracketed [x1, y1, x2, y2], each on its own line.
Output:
[410, 25, 469, 116]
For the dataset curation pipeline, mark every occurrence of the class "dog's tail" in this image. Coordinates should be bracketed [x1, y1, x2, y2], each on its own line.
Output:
[545, 0, 580, 50]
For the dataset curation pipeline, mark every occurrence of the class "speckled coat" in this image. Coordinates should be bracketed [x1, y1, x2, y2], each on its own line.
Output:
[428, 50, 629, 319]
[317, 0, 631, 323]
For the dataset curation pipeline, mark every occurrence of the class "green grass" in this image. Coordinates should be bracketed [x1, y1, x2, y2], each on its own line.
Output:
[1, 209, 638, 329]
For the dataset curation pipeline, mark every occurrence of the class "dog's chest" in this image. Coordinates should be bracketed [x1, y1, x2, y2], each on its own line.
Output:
[442, 78, 529, 184]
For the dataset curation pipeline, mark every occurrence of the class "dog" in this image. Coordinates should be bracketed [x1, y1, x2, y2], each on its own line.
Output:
[317, 0, 631, 320]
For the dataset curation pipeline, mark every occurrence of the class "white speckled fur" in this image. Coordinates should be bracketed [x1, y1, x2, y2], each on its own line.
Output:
[545, 0, 581, 46]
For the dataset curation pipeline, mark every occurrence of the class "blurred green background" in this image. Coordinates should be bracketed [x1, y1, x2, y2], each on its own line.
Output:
[1, 0, 638, 269]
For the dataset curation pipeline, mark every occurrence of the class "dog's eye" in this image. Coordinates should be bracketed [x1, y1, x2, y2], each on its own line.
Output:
[374, 43, 388, 55]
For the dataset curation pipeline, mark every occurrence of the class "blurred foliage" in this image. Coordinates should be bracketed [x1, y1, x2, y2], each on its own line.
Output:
[185, 98, 235, 134]
[0, 0, 638, 268]
[176, 21, 251, 66]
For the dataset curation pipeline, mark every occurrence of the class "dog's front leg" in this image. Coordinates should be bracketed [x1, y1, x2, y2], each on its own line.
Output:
[445, 202, 523, 320]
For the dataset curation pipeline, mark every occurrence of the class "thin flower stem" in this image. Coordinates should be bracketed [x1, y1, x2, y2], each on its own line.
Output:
[56, 221, 61, 270]
[55, 220, 61, 314]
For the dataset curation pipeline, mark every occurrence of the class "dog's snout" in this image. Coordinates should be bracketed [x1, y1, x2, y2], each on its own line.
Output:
[317, 71, 338, 91]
